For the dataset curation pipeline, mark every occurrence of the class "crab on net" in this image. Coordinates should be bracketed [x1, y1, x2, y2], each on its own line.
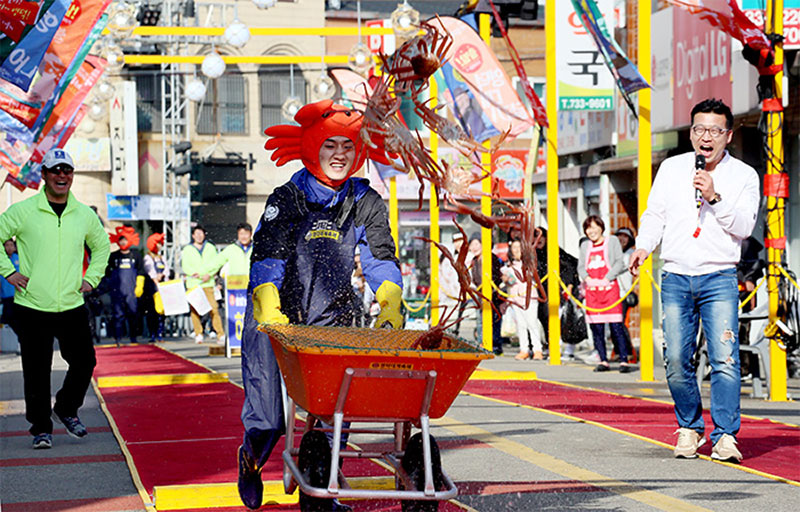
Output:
[381, 17, 453, 98]
[410, 222, 494, 350]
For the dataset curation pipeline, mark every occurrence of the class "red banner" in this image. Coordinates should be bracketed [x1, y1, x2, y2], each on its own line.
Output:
[0, 90, 40, 127]
[32, 0, 112, 101]
[0, 14, 27, 42]
[0, 0, 40, 26]
[667, 0, 770, 51]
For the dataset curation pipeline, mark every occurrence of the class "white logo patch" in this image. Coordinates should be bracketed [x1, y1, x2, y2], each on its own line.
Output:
[263, 205, 279, 222]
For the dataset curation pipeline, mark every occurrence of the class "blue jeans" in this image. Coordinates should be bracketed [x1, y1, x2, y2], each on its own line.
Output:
[661, 269, 740, 445]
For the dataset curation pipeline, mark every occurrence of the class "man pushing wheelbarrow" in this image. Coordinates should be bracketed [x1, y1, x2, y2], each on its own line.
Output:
[238, 99, 405, 510]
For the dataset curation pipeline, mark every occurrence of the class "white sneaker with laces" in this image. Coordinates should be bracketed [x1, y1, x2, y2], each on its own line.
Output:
[673, 428, 706, 458]
[216, 335, 226, 346]
[195, 334, 204, 344]
[711, 434, 742, 463]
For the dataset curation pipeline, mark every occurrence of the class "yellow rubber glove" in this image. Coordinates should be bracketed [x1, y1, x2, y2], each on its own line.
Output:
[375, 281, 404, 329]
[153, 291, 164, 315]
[252, 283, 289, 325]
[135, 275, 145, 298]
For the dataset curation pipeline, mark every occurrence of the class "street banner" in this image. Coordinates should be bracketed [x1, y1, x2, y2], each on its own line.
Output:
[740, 0, 800, 49]
[667, 0, 770, 50]
[0, 15, 28, 43]
[483, 2, 548, 127]
[32, 14, 108, 139]
[438, 63, 500, 143]
[0, 0, 70, 91]
[225, 275, 247, 356]
[0, 1, 40, 26]
[0, 84, 39, 127]
[157, 280, 190, 316]
[556, 0, 615, 111]
[0, 107, 35, 146]
[33, 0, 112, 102]
[568, 0, 650, 114]
[109, 80, 139, 195]
[431, 16, 534, 138]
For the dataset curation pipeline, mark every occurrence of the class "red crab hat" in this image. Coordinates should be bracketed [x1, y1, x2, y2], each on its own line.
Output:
[147, 232, 165, 253]
[263, 99, 393, 188]
[109, 226, 140, 250]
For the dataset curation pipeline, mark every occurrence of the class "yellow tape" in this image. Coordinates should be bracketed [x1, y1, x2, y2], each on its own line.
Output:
[737, 276, 766, 310]
[555, 272, 640, 313]
[402, 288, 431, 313]
[777, 265, 800, 291]
[645, 268, 662, 294]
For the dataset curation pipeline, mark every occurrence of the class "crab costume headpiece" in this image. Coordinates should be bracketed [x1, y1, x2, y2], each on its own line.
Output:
[109, 226, 140, 250]
[147, 232, 165, 253]
[263, 99, 392, 188]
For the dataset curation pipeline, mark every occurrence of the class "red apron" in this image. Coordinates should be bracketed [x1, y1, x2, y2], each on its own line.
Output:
[584, 238, 623, 324]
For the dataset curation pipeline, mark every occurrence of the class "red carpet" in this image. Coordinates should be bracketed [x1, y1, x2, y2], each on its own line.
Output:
[94, 345, 463, 511]
[463, 379, 800, 482]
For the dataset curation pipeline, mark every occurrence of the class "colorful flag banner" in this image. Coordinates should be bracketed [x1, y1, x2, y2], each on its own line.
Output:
[0, 0, 70, 91]
[483, 2, 548, 127]
[430, 16, 534, 138]
[569, 0, 650, 114]
[0, 107, 35, 144]
[3, 173, 27, 192]
[33, 0, 112, 102]
[667, 0, 770, 50]
[32, 13, 108, 139]
[0, 0, 40, 26]
[0, 15, 28, 43]
[0, 86, 39, 127]
[438, 63, 500, 143]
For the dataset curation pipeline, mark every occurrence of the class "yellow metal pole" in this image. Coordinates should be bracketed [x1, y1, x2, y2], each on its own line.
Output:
[766, 0, 788, 401]
[480, 13, 493, 352]
[637, 0, 654, 382]
[390, 177, 399, 258]
[429, 79, 440, 326]
[546, 0, 561, 365]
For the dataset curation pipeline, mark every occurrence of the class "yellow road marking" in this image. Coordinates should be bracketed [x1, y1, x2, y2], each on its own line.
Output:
[96, 373, 229, 388]
[469, 369, 538, 380]
[434, 416, 713, 512]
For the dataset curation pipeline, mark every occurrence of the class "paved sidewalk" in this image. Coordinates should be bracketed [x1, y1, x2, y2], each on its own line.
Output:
[1, 336, 799, 511]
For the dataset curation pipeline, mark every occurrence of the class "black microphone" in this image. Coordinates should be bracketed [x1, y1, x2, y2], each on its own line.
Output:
[694, 154, 705, 208]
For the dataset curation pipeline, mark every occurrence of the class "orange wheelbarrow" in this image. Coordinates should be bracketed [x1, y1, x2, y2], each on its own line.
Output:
[260, 325, 493, 511]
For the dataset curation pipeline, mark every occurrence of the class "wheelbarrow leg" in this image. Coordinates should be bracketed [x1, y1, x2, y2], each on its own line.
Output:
[420, 415, 435, 496]
[328, 411, 344, 493]
[283, 392, 298, 494]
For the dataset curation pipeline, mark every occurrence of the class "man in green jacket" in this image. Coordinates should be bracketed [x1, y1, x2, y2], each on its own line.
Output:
[0, 148, 110, 450]
[181, 224, 224, 344]
[203, 223, 253, 278]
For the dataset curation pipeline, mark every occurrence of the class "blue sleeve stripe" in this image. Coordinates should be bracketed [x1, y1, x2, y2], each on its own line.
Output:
[250, 258, 286, 291]
[358, 233, 402, 293]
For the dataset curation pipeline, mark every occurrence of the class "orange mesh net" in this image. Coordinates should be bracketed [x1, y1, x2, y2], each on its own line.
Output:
[262, 325, 485, 354]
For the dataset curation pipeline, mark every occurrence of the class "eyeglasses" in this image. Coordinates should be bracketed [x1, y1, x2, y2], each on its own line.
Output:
[45, 166, 74, 176]
[691, 125, 729, 138]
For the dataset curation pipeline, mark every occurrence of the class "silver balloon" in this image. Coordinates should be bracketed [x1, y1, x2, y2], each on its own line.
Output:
[185, 78, 207, 102]
[95, 79, 116, 101]
[104, 43, 126, 73]
[281, 96, 303, 121]
[201, 51, 226, 79]
[88, 99, 108, 121]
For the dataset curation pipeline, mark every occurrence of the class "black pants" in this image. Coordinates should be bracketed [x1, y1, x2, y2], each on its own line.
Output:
[16, 304, 96, 435]
[111, 293, 139, 342]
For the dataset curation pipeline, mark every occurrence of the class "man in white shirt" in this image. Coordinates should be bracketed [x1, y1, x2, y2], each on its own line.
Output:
[630, 99, 760, 463]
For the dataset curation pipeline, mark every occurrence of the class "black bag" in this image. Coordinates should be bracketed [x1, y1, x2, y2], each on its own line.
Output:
[624, 291, 639, 308]
[560, 299, 587, 345]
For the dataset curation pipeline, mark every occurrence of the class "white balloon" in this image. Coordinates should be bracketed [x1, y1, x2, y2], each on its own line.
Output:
[104, 43, 125, 73]
[348, 43, 371, 74]
[312, 75, 335, 100]
[186, 78, 207, 102]
[95, 79, 116, 101]
[224, 20, 251, 49]
[202, 51, 226, 79]
[88, 99, 107, 121]
[252, 0, 276, 9]
[282, 96, 303, 121]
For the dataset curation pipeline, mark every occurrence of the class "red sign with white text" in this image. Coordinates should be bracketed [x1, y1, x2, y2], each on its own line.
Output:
[672, 7, 731, 126]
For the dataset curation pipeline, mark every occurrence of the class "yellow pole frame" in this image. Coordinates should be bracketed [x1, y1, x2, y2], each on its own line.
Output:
[546, 0, 561, 365]
[637, 0, 654, 382]
[429, 79, 441, 326]
[480, 14, 493, 352]
[766, 0, 788, 401]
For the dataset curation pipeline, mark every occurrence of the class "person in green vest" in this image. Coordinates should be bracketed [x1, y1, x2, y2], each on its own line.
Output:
[203, 223, 253, 279]
[181, 224, 224, 344]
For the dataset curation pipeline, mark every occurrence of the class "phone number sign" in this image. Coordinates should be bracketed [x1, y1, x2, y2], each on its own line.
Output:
[740, 0, 800, 49]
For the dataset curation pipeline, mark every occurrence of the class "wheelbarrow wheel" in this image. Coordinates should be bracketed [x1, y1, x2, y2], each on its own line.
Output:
[400, 432, 443, 512]
[298, 430, 334, 512]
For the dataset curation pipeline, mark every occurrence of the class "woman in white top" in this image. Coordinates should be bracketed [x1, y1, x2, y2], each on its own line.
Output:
[503, 240, 542, 360]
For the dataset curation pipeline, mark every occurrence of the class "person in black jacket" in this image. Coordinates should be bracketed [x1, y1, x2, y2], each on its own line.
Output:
[534, 227, 580, 354]
[103, 226, 145, 346]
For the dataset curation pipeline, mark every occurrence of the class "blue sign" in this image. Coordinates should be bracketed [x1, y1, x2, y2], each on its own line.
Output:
[225, 275, 248, 356]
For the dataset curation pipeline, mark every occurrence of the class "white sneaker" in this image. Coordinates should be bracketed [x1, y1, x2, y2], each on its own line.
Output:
[673, 428, 706, 458]
[195, 334, 204, 344]
[216, 335, 226, 346]
[711, 434, 742, 463]
[208, 331, 217, 340]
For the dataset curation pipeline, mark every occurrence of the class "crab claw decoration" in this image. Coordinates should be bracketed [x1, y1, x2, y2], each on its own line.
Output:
[109, 226, 140, 250]
[263, 99, 394, 188]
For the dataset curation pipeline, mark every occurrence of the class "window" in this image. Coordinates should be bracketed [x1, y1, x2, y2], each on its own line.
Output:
[131, 67, 163, 132]
[197, 68, 247, 135]
[259, 66, 306, 130]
